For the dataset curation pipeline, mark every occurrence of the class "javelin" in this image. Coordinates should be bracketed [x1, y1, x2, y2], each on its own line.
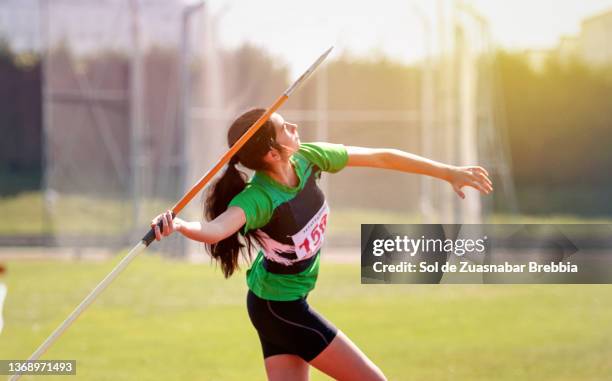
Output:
[9, 46, 333, 381]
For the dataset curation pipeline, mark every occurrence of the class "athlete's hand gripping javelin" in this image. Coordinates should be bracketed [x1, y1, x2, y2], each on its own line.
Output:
[151, 211, 179, 241]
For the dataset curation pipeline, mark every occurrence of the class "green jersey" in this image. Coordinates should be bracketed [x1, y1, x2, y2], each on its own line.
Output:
[228, 142, 348, 301]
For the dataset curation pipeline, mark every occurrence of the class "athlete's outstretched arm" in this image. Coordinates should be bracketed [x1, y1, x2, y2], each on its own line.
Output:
[345, 146, 493, 199]
[150, 207, 246, 243]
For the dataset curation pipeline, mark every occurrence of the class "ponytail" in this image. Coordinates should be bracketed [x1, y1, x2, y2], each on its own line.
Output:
[205, 158, 250, 278]
[207, 157, 247, 220]
[204, 108, 278, 278]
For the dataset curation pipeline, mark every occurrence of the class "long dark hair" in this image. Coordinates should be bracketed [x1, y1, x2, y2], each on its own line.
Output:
[204, 108, 285, 278]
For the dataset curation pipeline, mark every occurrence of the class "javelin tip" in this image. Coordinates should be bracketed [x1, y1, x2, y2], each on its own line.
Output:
[284, 46, 334, 96]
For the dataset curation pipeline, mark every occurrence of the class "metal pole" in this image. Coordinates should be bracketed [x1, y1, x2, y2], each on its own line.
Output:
[450, 0, 460, 223]
[411, 4, 435, 223]
[437, 0, 456, 223]
[39, 0, 54, 240]
[457, 1, 489, 223]
[178, 1, 205, 256]
[129, 0, 144, 241]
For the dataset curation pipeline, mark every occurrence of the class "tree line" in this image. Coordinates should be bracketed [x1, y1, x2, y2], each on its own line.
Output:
[1, 39, 611, 215]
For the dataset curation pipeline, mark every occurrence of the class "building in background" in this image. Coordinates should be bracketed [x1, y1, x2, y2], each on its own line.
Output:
[579, 9, 612, 67]
[550, 8, 612, 68]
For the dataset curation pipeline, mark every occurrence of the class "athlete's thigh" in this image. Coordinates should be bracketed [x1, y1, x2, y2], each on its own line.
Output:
[309, 330, 386, 381]
[264, 354, 309, 381]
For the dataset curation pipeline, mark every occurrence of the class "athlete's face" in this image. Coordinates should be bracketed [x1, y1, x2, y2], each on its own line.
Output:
[271, 113, 300, 155]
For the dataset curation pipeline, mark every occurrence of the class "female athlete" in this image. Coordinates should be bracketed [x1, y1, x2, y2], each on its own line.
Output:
[152, 108, 493, 380]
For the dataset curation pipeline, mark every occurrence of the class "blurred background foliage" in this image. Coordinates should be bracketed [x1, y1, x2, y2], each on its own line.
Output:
[1, 39, 611, 217]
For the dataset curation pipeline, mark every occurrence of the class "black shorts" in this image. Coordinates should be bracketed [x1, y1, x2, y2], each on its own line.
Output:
[246, 290, 338, 362]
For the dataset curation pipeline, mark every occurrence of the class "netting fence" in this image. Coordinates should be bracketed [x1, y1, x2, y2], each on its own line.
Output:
[33, 0, 516, 256]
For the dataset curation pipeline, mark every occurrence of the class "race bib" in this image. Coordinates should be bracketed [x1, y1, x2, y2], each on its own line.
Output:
[291, 202, 330, 260]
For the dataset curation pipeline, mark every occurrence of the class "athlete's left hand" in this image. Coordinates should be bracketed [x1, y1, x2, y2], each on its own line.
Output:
[446, 166, 493, 199]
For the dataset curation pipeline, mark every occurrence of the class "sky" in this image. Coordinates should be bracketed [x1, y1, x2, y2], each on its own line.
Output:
[206, 0, 612, 75]
[469, 0, 612, 48]
[3, 0, 611, 74]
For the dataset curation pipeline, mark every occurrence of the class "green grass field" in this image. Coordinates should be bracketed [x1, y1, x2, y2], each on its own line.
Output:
[1, 254, 611, 380]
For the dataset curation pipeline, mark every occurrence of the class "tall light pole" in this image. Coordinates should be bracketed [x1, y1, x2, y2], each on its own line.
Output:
[411, 3, 435, 223]
[436, 0, 459, 223]
[457, 0, 518, 219]
[129, 0, 144, 241]
[456, 0, 491, 223]
[178, 1, 205, 256]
